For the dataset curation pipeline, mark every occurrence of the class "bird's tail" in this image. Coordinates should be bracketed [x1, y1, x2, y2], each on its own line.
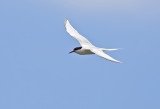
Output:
[101, 48, 122, 51]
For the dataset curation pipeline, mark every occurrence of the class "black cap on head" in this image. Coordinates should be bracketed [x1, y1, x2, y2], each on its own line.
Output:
[73, 47, 82, 51]
[69, 47, 82, 54]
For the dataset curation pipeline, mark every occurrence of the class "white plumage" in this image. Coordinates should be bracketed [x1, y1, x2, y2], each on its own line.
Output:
[65, 18, 122, 63]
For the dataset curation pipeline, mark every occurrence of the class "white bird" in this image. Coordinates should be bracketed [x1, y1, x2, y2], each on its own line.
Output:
[64, 18, 122, 63]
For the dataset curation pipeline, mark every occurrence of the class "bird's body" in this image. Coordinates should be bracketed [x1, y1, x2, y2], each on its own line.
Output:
[73, 47, 94, 55]
[65, 18, 122, 63]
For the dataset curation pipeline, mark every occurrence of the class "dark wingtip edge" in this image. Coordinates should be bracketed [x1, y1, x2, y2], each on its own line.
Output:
[64, 18, 68, 26]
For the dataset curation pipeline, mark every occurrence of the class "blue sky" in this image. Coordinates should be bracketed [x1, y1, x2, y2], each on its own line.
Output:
[0, 0, 160, 109]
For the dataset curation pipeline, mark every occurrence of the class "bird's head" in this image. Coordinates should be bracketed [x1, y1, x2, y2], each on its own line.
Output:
[69, 47, 82, 53]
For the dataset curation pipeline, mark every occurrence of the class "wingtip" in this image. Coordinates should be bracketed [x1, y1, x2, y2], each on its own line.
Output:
[118, 48, 124, 50]
[64, 18, 68, 25]
[112, 60, 123, 63]
[108, 60, 123, 63]
[117, 61, 123, 63]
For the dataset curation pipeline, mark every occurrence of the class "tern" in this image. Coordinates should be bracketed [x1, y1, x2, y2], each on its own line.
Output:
[64, 18, 122, 63]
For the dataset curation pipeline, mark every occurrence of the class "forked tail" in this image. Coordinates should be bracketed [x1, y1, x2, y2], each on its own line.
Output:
[101, 48, 122, 51]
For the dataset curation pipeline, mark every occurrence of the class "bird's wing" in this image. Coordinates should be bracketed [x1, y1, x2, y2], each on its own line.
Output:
[90, 48, 122, 63]
[64, 18, 94, 48]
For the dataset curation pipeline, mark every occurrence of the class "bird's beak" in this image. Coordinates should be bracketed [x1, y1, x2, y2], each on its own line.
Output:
[69, 51, 74, 54]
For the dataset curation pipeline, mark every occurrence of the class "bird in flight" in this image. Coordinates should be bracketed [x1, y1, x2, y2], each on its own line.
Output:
[64, 18, 122, 63]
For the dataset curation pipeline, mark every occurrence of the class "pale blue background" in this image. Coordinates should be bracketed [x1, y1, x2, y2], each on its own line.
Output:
[0, 0, 160, 109]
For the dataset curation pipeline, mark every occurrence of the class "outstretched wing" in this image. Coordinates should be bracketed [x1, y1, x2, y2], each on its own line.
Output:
[64, 18, 94, 48]
[91, 48, 122, 63]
